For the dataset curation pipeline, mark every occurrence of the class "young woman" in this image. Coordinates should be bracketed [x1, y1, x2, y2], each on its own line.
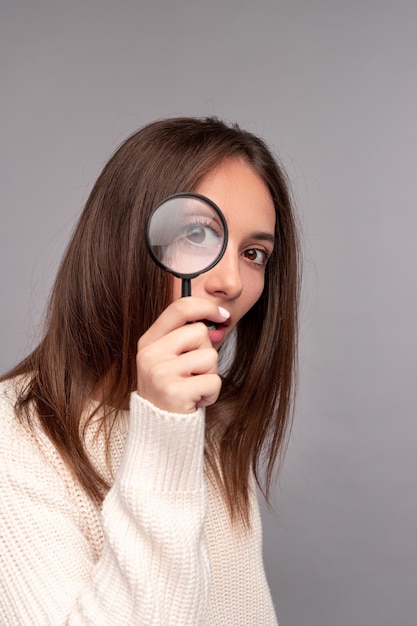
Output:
[0, 117, 300, 624]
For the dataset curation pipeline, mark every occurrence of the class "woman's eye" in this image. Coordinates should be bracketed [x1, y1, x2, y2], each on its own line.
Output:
[185, 224, 208, 244]
[244, 248, 269, 265]
[183, 222, 221, 247]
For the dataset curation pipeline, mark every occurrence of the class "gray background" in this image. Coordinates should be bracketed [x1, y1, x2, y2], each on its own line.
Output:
[1, 1, 416, 624]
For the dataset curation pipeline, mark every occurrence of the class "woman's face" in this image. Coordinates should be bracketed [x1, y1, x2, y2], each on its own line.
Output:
[171, 157, 276, 347]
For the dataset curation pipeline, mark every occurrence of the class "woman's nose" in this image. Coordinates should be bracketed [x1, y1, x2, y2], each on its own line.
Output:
[203, 249, 243, 299]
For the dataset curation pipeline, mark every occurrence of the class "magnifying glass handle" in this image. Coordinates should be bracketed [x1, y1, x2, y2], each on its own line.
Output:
[181, 278, 191, 298]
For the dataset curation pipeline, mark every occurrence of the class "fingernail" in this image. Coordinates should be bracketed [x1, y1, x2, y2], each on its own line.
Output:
[218, 306, 230, 319]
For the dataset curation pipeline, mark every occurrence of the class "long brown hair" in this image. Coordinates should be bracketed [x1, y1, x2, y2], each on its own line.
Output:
[2, 117, 300, 524]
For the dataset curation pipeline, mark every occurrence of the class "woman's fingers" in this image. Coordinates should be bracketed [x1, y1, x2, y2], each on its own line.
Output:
[139, 321, 214, 364]
[139, 351, 221, 413]
[138, 334, 220, 413]
[139, 297, 230, 347]
[136, 298, 229, 413]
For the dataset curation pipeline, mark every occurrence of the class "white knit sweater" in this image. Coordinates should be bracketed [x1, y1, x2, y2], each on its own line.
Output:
[0, 379, 278, 625]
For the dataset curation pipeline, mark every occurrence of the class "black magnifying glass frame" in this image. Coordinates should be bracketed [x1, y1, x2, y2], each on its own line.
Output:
[146, 192, 229, 297]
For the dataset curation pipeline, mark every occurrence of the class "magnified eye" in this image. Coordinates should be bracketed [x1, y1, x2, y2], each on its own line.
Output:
[146, 193, 228, 278]
[185, 224, 206, 244]
[182, 220, 222, 248]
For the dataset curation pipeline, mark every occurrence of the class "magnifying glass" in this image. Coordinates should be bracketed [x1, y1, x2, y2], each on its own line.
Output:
[146, 192, 228, 297]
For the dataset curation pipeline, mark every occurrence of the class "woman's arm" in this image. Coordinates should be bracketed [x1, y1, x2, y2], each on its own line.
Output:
[0, 391, 209, 625]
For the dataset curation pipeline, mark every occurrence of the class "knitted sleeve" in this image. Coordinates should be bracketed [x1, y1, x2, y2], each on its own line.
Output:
[0, 391, 210, 625]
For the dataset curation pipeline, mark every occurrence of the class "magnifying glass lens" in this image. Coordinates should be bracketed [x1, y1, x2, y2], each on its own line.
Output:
[147, 194, 227, 278]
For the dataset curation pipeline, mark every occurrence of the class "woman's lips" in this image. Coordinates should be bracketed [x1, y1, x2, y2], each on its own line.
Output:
[203, 318, 230, 345]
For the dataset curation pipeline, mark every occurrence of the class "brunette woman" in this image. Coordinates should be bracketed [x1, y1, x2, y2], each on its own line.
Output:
[0, 117, 300, 624]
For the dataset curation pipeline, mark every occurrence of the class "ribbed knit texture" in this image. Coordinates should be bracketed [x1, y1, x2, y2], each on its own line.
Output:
[0, 379, 277, 625]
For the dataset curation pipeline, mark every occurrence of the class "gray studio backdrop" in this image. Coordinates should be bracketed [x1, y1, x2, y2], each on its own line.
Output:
[1, 1, 416, 624]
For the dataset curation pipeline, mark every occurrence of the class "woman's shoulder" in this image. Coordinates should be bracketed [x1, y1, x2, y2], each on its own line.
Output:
[0, 375, 20, 405]
[0, 376, 103, 554]
[0, 376, 80, 496]
[0, 375, 126, 492]
[0, 376, 58, 465]
[0, 376, 27, 432]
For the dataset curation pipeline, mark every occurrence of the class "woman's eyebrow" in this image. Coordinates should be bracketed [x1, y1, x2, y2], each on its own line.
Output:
[250, 231, 276, 244]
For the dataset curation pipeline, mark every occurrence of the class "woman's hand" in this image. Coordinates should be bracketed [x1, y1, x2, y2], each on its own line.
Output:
[136, 298, 230, 414]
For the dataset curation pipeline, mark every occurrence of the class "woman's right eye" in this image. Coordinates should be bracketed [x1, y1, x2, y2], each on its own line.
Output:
[182, 221, 221, 248]
[185, 224, 207, 244]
